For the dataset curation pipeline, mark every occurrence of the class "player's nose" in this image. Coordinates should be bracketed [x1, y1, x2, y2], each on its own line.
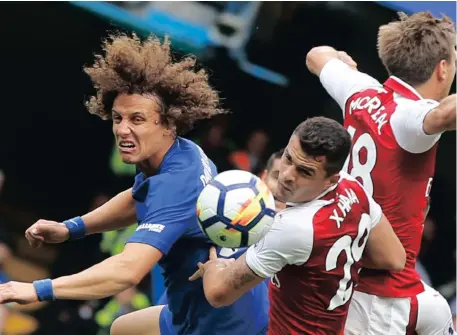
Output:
[115, 120, 132, 136]
[281, 165, 296, 183]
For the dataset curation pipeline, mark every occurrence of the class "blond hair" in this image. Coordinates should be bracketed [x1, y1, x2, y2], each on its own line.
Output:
[378, 12, 455, 85]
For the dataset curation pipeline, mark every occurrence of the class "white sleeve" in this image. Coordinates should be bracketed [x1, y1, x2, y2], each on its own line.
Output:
[390, 99, 442, 154]
[245, 212, 313, 278]
[319, 59, 381, 113]
[367, 194, 382, 229]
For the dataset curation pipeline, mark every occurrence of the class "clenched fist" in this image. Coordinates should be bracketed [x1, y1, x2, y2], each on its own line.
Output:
[25, 220, 70, 248]
[0, 281, 38, 305]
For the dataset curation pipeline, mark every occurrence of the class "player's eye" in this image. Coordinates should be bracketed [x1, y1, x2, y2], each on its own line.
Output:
[112, 115, 121, 123]
[298, 168, 312, 177]
[131, 116, 145, 124]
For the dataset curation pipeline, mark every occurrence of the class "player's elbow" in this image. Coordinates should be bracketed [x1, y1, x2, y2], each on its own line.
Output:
[115, 256, 144, 288]
[124, 272, 142, 287]
[118, 266, 142, 288]
[204, 285, 232, 308]
[384, 247, 406, 272]
[391, 248, 406, 272]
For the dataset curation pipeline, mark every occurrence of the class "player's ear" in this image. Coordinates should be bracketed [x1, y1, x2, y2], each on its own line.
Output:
[437, 59, 448, 82]
[163, 125, 174, 137]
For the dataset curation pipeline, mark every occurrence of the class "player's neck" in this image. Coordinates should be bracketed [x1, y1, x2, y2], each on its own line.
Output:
[138, 137, 176, 177]
[414, 80, 442, 101]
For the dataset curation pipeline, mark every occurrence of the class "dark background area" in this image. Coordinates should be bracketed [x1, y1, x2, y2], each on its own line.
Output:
[0, 2, 454, 334]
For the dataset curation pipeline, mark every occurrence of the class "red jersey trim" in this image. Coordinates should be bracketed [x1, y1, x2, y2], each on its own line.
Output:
[384, 77, 422, 101]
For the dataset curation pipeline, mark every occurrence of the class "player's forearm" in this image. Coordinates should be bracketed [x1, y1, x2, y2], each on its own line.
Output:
[423, 94, 456, 134]
[52, 253, 139, 300]
[83, 188, 137, 235]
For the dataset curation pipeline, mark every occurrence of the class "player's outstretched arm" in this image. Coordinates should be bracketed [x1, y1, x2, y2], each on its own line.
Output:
[0, 243, 161, 304]
[362, 214, 406, 271]
[25, 188, 136, 248]
[189, 247, 265, 308]
[423, 93, 456, 134]
[306, 46, 380, 113]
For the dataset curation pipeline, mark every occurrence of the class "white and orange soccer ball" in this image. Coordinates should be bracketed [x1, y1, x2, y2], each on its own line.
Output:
[197, 170, 276, 248]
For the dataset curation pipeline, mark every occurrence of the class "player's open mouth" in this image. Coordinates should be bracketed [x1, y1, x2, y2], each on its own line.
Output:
[119, 141, 136, 153]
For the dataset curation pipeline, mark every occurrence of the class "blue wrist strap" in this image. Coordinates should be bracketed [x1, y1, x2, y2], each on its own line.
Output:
[63, 216, 86, 240]
[33, 279, 55, 301]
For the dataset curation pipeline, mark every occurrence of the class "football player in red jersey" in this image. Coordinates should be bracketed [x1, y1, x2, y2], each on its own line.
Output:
[190, 117, 406, 335]
[307, 11, 456, 335]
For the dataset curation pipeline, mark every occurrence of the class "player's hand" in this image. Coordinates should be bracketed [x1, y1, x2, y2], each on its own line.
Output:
[0, 282, 38, 305]
[25, 220, 70, 248]
[188, 247, 235, 281]
[337, 51, 357, 70]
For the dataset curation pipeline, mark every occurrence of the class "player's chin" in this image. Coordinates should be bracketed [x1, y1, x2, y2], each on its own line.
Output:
[119, 153, 139, 164]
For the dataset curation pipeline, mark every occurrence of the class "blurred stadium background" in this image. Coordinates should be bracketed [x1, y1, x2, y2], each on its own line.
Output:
[0, 1, 454, 334]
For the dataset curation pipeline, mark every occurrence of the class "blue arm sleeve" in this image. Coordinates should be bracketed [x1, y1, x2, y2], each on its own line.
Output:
[127, 174, 198, 255]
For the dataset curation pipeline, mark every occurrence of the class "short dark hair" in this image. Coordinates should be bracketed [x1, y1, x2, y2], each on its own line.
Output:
[265, 148, 284, 172]
[293, 117, 351, 176]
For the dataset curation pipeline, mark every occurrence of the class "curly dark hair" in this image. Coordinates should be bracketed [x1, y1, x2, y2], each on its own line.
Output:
[294, 117, 351, 176]
[84, 33, 226, 134]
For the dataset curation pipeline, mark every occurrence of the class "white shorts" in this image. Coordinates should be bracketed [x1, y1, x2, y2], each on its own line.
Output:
[345, 282, 454, 335]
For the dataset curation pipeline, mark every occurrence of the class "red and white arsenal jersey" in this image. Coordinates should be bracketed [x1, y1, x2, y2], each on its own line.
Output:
[319, 59, 442, 297]
[246, 172, 382, 335]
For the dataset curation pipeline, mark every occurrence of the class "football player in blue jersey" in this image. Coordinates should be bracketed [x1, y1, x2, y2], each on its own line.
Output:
[0, 33, 269, 335]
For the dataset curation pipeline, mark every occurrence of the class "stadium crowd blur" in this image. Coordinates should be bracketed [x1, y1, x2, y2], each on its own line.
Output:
[0, 1, 455, 334]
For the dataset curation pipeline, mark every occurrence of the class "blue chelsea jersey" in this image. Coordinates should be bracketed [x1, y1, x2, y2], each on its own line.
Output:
[127, 137, 269, 335]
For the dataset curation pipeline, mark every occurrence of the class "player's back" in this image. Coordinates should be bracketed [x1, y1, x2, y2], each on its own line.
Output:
[128, 137, 268, 335]
[319, 60, 441, 298]
[268, 172, 381, 335]
[342, 77, 439, 297]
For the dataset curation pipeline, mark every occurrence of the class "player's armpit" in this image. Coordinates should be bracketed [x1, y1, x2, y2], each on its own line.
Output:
[423, 94, 456, 134]
[202, 253, 265, 308]
[362, 214, 406, 272]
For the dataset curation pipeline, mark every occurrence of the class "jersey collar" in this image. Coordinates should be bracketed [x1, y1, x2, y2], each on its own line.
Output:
[383, 76, 422, 101]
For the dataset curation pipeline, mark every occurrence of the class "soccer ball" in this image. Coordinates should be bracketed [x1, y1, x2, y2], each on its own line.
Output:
[197, 170, 276, 248]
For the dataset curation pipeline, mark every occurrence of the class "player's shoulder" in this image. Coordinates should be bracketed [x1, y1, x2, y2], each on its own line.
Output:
[336, 172, 367, 193]
[279, 198, 331, 234]
[164, 137, 211, 172]
[311, 173, 371, 221]
[335, 172, 371, 204]
[393, 95, 439, 113]
[161, 137, 216, 184]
